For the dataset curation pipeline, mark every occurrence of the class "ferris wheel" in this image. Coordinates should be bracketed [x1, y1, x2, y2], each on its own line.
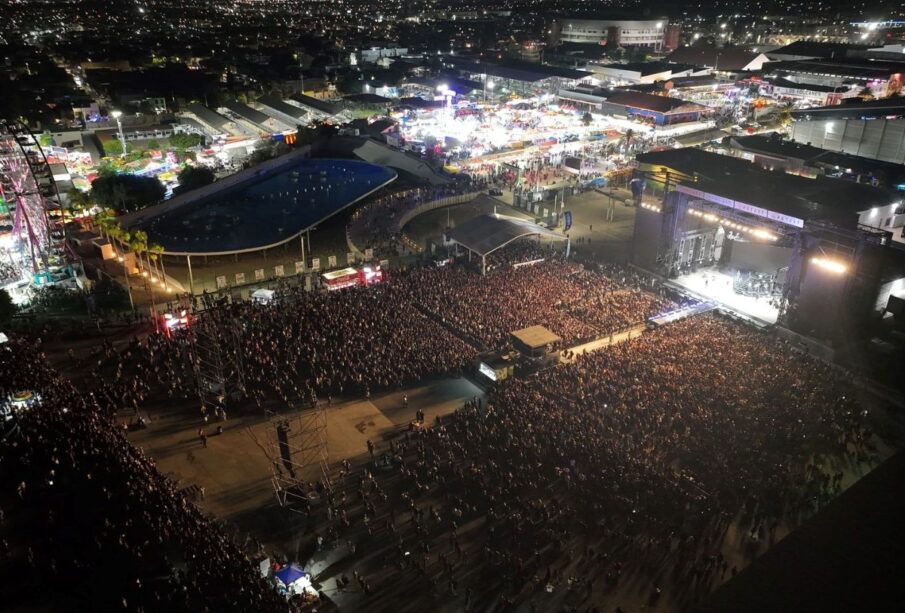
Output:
[0, 120, 69, 288]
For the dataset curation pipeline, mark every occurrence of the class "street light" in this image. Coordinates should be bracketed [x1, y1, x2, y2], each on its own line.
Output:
[111, 110, 127, 158]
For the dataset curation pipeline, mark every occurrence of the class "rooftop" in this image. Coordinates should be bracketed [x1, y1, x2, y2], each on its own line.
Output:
[790, 98, 905, 121]
[606, 91, 706, 114]
[184, 103, 231, 131]
[767, 41, 868, 59]
[447, 58, 592, 83]
[290, 94, 342, 117]
[767, 77, 851, 93]
[256, 95, 308, 121]
[222, 99, 272, 127]
[447, 213, 566, 257]
[638, 148, 897, 227]
[596, 61, 676, 75]
[511, 325, 562, 350]
[731, 133, 830, 160]
[666, 46, 764, 71]
[765, 58, 905, 80]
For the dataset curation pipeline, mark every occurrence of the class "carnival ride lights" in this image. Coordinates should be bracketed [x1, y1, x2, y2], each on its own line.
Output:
[687, 208, 778, 241]
[0, 122, 67, 279]
[810, 257, 848, 274]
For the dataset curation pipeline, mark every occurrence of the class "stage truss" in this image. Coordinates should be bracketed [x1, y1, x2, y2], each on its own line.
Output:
[189, 308, 247, 416]
[266, 403, 331, 514]
[0, 121, 67, 283]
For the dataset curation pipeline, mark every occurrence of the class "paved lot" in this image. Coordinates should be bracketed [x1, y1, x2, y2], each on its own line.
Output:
[123, 377, 485, 550]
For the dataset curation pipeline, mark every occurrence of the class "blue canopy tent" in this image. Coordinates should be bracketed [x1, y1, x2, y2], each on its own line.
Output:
[274, 564, 308, 587]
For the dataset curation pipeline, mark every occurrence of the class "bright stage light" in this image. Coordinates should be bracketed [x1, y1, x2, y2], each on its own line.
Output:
[750, 228, 777, 241]
[811, 257, 848, 274]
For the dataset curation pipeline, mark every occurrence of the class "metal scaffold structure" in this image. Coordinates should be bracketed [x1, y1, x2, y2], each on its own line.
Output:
[0, 121, 69, 290]
[189, 308, 247, 416]
[266, 402, 331, 514]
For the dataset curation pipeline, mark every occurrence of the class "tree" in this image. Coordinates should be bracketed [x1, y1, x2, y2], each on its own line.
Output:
[168, 133, 205, 150]
[130, 229, 149, 275]
[777, 105, 793, 129]
[581, 112, 593, 126]
[67, 187, 93, 212]
[149, 243, 167, 287]
[173, 165, 215, 195]
[102, 139, 131, 157]
[295, 121, 338, 146]
[146, 139, 161, 150]
[0, 289, 15, 325]
[90, 174, 165, 213]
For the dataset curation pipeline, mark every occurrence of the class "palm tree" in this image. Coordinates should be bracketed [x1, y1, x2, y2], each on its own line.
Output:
[137, 231, 155, 281]
[105, 225, 134, 311]
[117, 228, 133, 270]
[149, 243, 167, 287]
[129, 232, 147, 275]
[94, 208, 116, 239]
[106, 225, 124, 256]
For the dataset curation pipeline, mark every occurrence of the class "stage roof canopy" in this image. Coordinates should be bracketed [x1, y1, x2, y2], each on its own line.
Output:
[447, 214, 566, 257]
[511, 325, 562, 349]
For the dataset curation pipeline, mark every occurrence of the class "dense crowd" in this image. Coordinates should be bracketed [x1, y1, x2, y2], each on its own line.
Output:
[0, 340, 292, 612]
[106, 250, 667, 408]
[402, 253, 672, 350]
[304, 315, 878, 610]
[3, 247, 880, 611]
[208, 281, 477, 401]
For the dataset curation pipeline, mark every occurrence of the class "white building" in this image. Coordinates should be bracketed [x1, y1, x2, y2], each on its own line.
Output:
[858, 202, 905, 245]
[357, 47, 408, 64]
[553, 18, 667, 49]
[589, 62, 695, 85]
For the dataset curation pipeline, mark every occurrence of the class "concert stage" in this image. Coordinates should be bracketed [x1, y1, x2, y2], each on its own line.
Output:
[670, 268, 780, 326]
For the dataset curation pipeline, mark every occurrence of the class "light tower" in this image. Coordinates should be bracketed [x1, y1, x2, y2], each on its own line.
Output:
[111, 110, 128, 158]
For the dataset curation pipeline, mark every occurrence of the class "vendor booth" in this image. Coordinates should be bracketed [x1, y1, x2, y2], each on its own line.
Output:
[272, 563, 318, 601]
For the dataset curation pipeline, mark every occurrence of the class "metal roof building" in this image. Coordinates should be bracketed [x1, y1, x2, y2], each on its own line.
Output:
[255, 95, 309, 127]
[447, 213, 568, 274]
[790, 99, 905, 165]
[220, 99, 290, 134]
[182, 103, 246, 138]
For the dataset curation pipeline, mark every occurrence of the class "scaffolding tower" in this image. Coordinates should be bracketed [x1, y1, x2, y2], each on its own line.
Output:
[189, 309, 246, 416]
[266, 402, 331, 514]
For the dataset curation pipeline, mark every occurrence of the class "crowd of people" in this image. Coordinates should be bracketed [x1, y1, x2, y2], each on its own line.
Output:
[299, 315, 879, 611]
[0, 340, 293, 612]
[115, 247, 666, 408]
[1, 243, 883, 611]
[402, 251, 672, 350]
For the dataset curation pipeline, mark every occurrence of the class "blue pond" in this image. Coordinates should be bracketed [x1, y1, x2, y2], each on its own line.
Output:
[142, 159, 396, 254]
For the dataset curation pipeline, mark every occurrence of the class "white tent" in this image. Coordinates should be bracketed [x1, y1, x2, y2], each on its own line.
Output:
[252, 288, 275, 304]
